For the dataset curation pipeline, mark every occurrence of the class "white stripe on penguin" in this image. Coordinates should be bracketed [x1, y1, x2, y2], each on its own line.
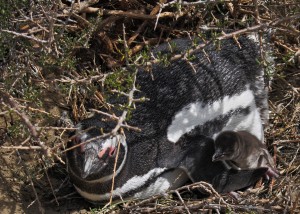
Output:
[74, 167, 167, 202]
[167, 85, 261, 142]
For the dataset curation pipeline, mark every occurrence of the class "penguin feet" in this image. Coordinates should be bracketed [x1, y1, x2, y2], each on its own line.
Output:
[264, 167, 279, 180]
[228, 191, 241, 201]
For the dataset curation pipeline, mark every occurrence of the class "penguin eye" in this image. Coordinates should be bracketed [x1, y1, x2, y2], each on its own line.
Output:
[72, 136, 86, 153]
[225, 150, 234, 155]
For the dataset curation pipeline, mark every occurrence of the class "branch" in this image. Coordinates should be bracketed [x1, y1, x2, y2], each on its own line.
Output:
[0, 91, 51, 156]
[1, 29, 48, 44]
[73, 0, 99, 13]
[54, 74, 108, 84]
[160, 0, 213, 8]
[1, 146, 43, 150]
[127, 181, 228, 211]
[144, 13, 300, 68]
[174, 190, 191, 214]
[90, 109, 142, 132]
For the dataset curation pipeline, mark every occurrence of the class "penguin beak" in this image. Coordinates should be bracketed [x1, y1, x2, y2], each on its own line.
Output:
[81, 145, 114, 179]
[81, 144, 106, 179]
[82, 150, 98, 179]
[212, 153, 223, 162]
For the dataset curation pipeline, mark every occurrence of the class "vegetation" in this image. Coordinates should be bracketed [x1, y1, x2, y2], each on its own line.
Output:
[0, 0, 299, 213]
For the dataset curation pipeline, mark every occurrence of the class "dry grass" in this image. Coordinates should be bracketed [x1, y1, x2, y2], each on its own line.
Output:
[0, 0, 299, 213]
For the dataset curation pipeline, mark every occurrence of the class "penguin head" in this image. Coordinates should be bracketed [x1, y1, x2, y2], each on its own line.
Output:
[212, 131, 238, 162]
[68, 117, 127, 181]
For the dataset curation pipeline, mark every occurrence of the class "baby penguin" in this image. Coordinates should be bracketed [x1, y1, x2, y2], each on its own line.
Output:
[212, 130, 278, 179]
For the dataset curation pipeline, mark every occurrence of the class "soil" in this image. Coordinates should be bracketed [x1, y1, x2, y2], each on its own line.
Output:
[0, 145, 94, 213]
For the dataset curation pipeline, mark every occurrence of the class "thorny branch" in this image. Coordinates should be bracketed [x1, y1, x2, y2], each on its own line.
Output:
[1, 29, 48, 44]
[62, 68, 141, 153]
[147, 13, 300, 69]
[159, 0, 213, 8]
[0, 91, 51, 156]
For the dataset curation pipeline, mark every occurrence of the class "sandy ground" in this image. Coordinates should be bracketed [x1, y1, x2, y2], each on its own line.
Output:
[0, 149, 93, 214]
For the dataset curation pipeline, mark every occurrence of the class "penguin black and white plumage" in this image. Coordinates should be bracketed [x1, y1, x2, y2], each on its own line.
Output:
[67, 35, 271, 203]
[67, 121, 268, 202]
[212, 130, 279, 178]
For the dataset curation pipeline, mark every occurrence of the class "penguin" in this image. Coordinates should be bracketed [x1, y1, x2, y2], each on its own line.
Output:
[156, 130, 269, 195]
[67, 35, 271, 203]
[67, 119, 268, 203]
[212, 130, 279, 178]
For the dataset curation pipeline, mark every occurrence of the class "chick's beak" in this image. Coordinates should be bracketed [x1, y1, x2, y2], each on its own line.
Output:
[212, 152, 223, 162]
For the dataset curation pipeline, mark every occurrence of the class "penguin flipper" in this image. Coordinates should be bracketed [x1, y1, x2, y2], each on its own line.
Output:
[212, 167, 268, 193]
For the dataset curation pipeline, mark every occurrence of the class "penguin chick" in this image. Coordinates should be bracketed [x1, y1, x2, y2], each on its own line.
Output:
[212, 130, 279, 179]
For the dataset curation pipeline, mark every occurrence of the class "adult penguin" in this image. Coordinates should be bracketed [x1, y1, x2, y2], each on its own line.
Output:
[67, 35, 272, 203]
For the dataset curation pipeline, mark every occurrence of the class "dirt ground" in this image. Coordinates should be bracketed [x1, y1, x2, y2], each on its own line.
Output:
[0, 152, 90, 213]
